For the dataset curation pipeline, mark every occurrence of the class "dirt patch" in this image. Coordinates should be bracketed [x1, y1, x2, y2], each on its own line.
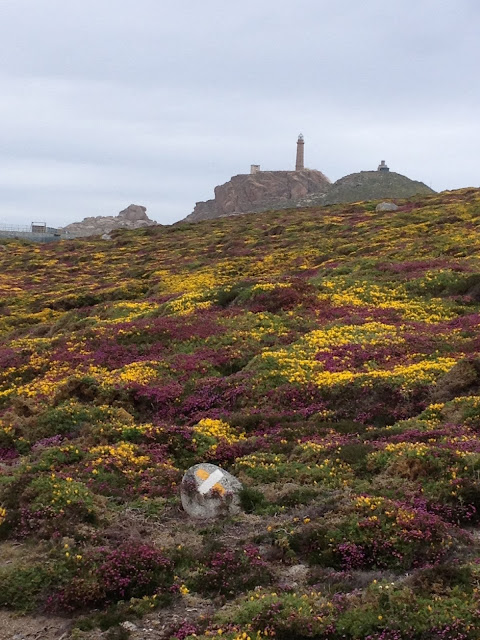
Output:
[0, 611, 70, 640]
[0, 594, 214, 640]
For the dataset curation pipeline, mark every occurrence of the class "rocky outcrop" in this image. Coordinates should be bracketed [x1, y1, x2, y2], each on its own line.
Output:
[184, 170, 331, 222]
[183, 168, 435, 223]
[62, 205, 157, 237]
[321, 171, 434, 205]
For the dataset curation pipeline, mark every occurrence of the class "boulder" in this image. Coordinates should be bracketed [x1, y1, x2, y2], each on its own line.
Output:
[376, 202, 399, 212]
[118, 204, 149, 222]
[181, 463, 243, 520]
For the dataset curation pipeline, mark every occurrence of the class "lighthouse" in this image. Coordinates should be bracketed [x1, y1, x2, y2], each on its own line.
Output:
[295, 134, 304, 171]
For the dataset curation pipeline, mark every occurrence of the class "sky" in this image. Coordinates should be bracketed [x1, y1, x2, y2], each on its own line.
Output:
[1, 0, 479, 227]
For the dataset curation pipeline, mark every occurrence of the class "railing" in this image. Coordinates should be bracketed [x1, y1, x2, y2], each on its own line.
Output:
[0, 223, 114, 242]
[0, 223, 31, 233]
[0, 223, 66, 243]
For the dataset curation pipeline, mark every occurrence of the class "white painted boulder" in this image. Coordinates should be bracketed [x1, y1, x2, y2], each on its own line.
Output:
[180, 463, 243, 519]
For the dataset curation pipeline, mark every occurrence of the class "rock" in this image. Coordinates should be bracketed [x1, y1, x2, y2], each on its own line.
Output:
[118, 204, 149, 222]
[376, 202, 399, 212]
[278, 563, 309, 589]
[121, 621, 138, 632]
[101, 233, 112, 241]
[61, 204, 157, 238]
[184, 170, 331, 222]
[181, 463, 243, 519]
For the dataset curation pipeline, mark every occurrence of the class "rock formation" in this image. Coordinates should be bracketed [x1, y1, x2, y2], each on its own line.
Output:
[183, 170, 331, 223]
[62, 205, 157, 237]
[183, 167, 435, 224]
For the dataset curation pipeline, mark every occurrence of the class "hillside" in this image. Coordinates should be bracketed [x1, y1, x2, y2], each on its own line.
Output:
[321, 170, 435, 205]
[2, 189, 480, 638]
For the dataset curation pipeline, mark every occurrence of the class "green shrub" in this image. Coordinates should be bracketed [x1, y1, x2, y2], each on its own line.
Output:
[29, 401, 104, 439]
[215, 282, 252, 308]
[239, 486, 269, 513]
[0, 565, 54, 611]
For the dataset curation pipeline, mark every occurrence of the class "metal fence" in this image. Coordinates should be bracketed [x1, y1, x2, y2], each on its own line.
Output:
[0, 223, 66, 243]
[0, 224, 115, 243]
[0, 223, 32, 233]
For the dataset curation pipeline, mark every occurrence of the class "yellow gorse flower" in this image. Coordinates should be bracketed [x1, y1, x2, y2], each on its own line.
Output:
[193, 418, 246, 453]
[89, 442, 150, 472]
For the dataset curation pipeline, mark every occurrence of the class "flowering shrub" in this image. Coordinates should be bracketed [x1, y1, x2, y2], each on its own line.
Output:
[196, 575, 480, 640]
[288, 495, 465, 571]
[235, 451, 352, 487]
[28, 474, 96, 517]
[100, 543, 173, 601]
[192, 418, 246, 456]
[0, 422, 15, 449]
[189, 546, 272, 598]
[26, 401, 114, 441]
[50, 542, 174, 611]
[368, 441, 453, 480]
[0, 471, 98, 538]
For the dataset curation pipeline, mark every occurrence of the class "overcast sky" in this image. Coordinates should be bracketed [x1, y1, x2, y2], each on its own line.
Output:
[0, 0, 479, 227]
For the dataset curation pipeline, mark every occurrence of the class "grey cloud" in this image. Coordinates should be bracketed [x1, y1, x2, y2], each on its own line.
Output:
[0, 0, 479, 227]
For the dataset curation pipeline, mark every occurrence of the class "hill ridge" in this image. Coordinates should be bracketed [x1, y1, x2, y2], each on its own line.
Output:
[184, 167, 434, 222]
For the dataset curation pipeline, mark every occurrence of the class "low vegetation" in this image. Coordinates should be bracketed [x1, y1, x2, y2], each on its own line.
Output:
[2, 189, 480, 637]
